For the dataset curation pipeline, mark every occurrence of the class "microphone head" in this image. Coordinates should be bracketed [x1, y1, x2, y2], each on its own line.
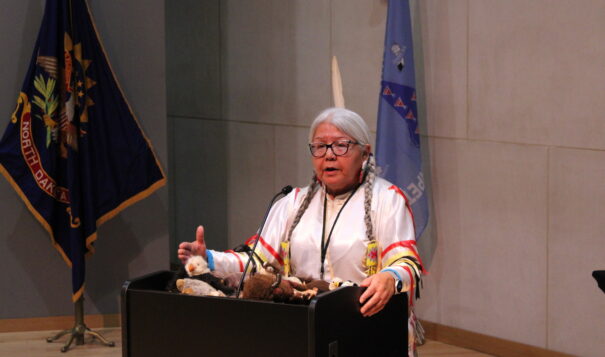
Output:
[281, 185, 293, 195]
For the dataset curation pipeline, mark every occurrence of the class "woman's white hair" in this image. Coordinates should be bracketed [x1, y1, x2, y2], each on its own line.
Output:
[284, 107, 377, 277]
[309, 107, 371, 145]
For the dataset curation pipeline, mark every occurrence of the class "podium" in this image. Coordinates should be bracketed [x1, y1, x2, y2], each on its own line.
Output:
[121, 271, 407, 357]
[594, 270, 605, 293]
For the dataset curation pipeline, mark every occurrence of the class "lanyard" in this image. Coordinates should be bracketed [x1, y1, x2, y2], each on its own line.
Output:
[320, 185, 360, 279]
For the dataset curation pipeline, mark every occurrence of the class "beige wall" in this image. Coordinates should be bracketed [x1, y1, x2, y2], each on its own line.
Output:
[416, 1, 605, 356]
[168, 1, 604, 355]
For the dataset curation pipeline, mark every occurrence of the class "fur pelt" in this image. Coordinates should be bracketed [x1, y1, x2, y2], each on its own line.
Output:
[242, 271, 318, 303]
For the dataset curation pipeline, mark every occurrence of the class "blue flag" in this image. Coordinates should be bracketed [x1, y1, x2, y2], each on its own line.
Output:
[376, 0, 428, 239]
[0, 0, 166, 301]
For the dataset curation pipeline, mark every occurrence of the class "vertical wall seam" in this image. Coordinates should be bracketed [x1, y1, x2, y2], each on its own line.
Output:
[329, 0, 334, 106]
[545, 146, 550, 349]
[218, 0, 223, 123]
[465, 0, 470, 139]
[273, 125, 277, 191]
[166, 1, 177, 264]
[218, 0, 230, 243]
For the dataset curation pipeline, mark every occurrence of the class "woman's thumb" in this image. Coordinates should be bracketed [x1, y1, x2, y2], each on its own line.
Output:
[195, 225, 205, 244]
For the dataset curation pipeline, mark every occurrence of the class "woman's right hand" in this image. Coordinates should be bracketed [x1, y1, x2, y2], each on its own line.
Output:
[178, 225, 207, 264]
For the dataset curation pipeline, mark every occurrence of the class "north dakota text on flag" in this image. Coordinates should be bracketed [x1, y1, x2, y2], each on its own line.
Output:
[0, 0, 166, 301]
[376, 0, 428, 239]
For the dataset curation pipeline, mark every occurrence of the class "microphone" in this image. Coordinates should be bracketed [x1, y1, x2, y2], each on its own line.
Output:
[236, 185, 293, 297]
[281, 185, 294, 195]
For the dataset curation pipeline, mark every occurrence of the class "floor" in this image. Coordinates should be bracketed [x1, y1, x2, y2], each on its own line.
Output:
[0, 327, 493, 356]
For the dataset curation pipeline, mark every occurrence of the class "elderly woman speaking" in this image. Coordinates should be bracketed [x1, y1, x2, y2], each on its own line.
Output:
[178, 107, 423, 350]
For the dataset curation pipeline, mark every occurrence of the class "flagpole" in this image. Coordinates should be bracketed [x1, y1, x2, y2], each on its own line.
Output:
[37, 0, 114, 352]
[46, 296, 115, 352]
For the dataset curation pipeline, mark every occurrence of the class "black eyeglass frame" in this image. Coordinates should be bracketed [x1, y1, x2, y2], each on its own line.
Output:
[308, 140, 362, 158]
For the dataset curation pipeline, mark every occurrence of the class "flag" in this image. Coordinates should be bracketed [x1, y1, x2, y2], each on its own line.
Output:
[376, 0, 428, 239]
[0, 0, 166, 301]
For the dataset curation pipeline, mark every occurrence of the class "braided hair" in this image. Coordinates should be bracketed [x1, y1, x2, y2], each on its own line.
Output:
[285, 174, 319, 244]
[362, 153, 377, 242]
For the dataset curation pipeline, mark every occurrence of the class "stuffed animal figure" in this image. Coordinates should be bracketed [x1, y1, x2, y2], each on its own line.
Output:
[328, 278, 358, 290]
[166, 256, 236, 296]
[184, 255, 210, 276]
[186, 256, 236, 296]
[176, 278, 226, 297]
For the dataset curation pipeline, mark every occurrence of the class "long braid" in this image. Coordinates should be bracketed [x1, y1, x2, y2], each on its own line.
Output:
[285, 174, 319, 243]
[360, 153, 379, 277]
[363, 154, 377, 242]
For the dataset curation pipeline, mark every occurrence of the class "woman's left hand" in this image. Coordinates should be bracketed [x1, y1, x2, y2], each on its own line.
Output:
[359, 272, 395, 317]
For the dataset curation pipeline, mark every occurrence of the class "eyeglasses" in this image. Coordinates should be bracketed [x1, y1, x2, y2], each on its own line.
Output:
[308, 140, 360, 158]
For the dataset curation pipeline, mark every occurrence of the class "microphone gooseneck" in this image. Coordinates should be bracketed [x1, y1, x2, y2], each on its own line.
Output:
[235, 185, 292, 297]
[281, 185, 293, 195]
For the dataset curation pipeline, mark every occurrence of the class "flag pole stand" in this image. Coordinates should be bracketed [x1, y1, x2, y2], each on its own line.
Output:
[46, 296, 115, 352]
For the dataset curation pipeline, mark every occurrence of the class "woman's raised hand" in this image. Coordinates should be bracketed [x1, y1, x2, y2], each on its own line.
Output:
[178, 225, 207, 264]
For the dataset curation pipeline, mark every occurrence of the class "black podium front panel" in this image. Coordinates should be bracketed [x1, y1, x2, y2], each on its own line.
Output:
[121, 271, 407, 357]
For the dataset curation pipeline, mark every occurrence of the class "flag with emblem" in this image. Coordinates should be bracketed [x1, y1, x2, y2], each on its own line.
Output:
[376, 0, 428, 239]
[0, 0, 166, 301]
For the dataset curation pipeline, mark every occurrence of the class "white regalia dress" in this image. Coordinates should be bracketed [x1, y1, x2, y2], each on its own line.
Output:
[206, 176, 424, 356]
